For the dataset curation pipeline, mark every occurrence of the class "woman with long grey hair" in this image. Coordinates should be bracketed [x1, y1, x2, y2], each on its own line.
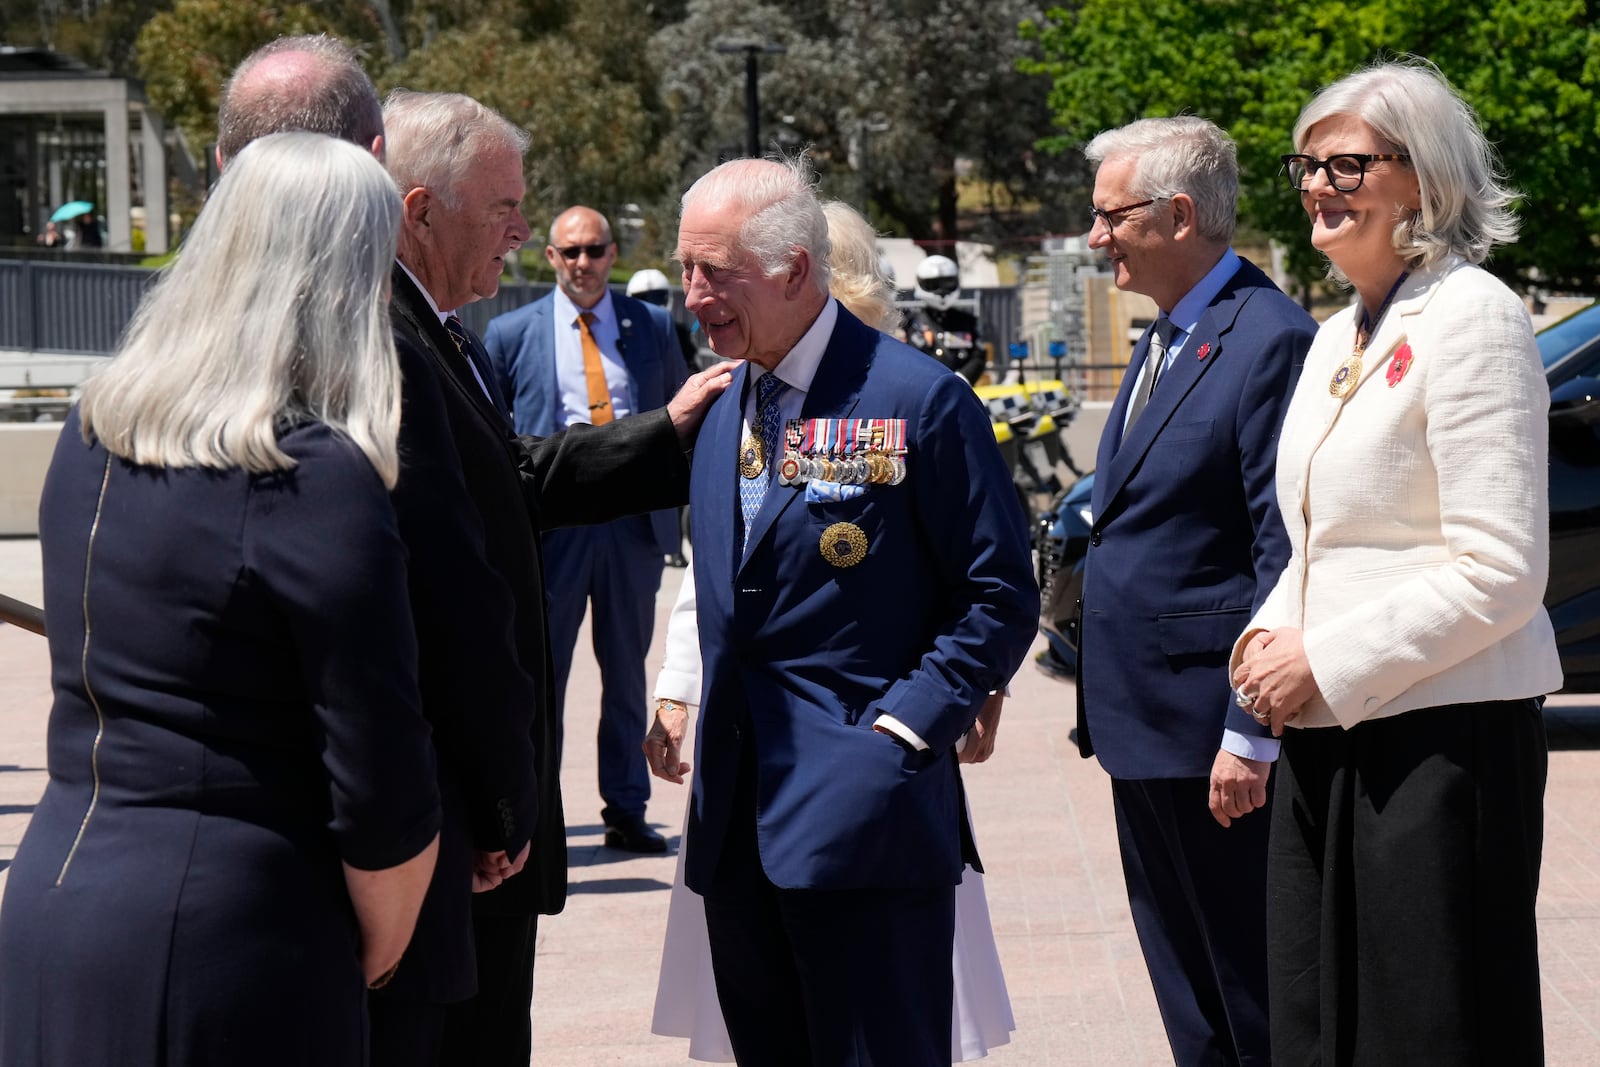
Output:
[0, 132, 441, 1066]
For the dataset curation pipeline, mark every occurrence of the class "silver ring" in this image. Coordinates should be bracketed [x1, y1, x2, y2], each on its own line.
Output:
[1250, 707, 1270, 723]
[1233, 684, 1256, 709]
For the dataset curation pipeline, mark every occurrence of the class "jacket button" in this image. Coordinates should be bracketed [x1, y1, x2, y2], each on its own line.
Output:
[1090, 531, 1102, 547]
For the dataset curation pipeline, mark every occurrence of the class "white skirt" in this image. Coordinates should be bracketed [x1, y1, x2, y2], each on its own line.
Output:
[649, 811, 1015, 1062]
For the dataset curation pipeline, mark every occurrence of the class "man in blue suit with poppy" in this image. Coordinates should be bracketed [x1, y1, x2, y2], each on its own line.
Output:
[1076, 116, 1315, 1065]
[484, 206, 689, 854]
[663, 156, 1037, 1065]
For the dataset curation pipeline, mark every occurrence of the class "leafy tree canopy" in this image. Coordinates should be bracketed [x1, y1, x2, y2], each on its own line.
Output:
[1021, 0, 1600, 292]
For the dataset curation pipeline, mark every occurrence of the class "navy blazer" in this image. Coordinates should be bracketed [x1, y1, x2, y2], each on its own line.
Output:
[684, 306, 1038, 893]
[483, 289, 690, 557]
[1077, 257, 1314, 779]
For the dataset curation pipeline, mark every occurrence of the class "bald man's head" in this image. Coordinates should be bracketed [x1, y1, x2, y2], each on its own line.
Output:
[216, 34, 383, 167]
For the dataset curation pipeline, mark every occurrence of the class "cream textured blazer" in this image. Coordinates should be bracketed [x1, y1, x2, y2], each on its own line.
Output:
[1233, 256, 1562, 729]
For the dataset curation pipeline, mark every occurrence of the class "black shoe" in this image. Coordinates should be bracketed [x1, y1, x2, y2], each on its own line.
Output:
[665, 553, 689, 568]
[603, 815, 667, 854]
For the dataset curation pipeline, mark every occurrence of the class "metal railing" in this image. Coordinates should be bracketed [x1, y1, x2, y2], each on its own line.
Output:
[0, 591, 45, 636]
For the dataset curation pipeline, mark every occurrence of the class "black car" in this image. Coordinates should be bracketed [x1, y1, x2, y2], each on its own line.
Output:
[1036, 303, 1600, 690]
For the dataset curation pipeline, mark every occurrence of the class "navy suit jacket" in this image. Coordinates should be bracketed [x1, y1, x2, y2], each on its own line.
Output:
[684, 305, 1038, 894]
[1077, 257, 1313, 780]
[483, 289, 689, 556]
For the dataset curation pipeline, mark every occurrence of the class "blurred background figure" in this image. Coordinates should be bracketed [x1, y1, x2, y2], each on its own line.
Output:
[905, 252, 986, 383]
[35, 221, 63, 248]
[0, 132, 441, 1066]
[483, 206, 690, 856]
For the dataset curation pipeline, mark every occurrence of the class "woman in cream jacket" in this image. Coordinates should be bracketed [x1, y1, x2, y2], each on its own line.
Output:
[1230, 60, 1561, 1064]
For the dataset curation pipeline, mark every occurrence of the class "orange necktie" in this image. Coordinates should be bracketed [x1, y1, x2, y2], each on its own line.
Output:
[577, 312, 612, 426]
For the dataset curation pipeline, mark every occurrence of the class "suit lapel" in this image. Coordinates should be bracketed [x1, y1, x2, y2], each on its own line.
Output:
[1097, 265, 1258, 513]
[705, 362, 749, 585]
[393, 266, 512, 434]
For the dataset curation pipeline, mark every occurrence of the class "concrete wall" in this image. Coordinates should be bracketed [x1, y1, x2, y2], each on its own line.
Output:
[0, 423, 62, 536]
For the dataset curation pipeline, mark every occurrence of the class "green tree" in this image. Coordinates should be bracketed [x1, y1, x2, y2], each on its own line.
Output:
[652, 0, 1079, 247]
[134, 0, 375, 151]
[1022, 0, 1600, 292]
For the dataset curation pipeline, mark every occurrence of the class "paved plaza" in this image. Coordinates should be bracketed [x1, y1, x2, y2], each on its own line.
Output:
[2, 537, 1599, 1064]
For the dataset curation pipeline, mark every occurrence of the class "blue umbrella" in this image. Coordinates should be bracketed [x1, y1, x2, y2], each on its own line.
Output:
[50, 200, 94, 223]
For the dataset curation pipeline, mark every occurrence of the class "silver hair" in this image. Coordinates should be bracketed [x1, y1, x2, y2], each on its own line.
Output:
[1293, 58, 1518, 273]
[78, 133, 404, 486]
[382, 90, 531, 210]
[680, 157, 832, 295]
[822, 200, 902, 333]
[1085, 116, 1239, 245]
[216, 34, 382, 165]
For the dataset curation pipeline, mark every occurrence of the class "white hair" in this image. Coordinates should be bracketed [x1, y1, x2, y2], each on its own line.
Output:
[822, 200, 901, 333]
[78, 133, 404, 486]
[1085, 116, 1239, 245]
[680, 156, 831, 295]
[1294, 57, 1518, 273]
[382, 90, 531, 209]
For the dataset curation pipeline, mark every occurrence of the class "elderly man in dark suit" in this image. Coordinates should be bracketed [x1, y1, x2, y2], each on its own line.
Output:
[1074, 116, 1315, 1066]
[376, 89, 731, 1066]
[675, 156, 1038, 1065]
[483, 206, 689, 854]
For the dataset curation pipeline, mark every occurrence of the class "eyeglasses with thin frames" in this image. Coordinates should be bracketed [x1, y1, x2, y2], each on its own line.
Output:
[555, 243, 611, 261]
[1280, 153, 1410, 193]
[1088, 197, 1166, 231]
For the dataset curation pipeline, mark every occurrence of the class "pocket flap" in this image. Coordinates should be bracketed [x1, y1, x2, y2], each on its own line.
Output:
[1156, 607, 1250, 656]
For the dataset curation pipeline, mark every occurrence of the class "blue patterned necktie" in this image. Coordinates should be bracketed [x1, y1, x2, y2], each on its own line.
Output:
[739, 371, 790, 552]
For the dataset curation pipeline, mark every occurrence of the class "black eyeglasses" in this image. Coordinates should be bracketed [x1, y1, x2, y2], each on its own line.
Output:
[1281, 153, 1410, 193]
[555, 243, 611, 260]
[1089, 197, 1165, 231]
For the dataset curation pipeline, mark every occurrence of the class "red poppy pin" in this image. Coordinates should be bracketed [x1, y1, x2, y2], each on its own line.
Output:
[1386, 342, 1413, 387]
[1195, 342, 1212, 361]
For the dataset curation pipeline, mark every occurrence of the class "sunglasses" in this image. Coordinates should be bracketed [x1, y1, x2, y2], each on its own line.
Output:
[555, 243, 611, 261]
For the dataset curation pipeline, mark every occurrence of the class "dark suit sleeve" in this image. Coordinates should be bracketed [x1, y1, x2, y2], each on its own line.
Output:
[513, 410, 691, 531]
[870, 373, 1041, 752]
[391, 335, 541, 854]
[1223, 312, 1313, 739]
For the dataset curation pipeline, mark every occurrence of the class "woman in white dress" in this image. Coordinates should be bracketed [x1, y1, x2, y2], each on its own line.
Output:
[643, 201, 1015, 1062]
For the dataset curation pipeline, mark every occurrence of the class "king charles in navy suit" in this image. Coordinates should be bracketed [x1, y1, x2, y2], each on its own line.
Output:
[483, 206, 689, 854]
[1075, 117, 1315, 1066]
[673, 158, 1037, 1065]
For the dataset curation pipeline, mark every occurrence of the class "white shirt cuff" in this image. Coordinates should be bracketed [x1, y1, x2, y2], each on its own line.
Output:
[871, 713, 929, 751]
[1221, 728, 1281, 763]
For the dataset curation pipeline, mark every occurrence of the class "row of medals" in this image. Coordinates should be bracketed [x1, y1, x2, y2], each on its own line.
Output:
[739, 425, 908, 487]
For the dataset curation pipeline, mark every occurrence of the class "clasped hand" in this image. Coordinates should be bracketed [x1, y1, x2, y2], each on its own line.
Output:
[1230, 626, 1319, 736]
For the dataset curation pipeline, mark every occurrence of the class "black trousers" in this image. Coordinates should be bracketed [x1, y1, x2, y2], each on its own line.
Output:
[443, 911, 539, 1066]
[1268, 699, 1547, 1066]
[1111, 775, 1272, 1067]
[369, 912, 538, 1067]
[702, 740, 955, 1066]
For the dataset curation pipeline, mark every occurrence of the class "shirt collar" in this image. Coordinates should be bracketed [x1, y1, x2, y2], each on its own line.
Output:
[398, 259, 452, 325]
[1166, 247, 1241, 338]
[755, 296, 839, 394]
[554, 285, 614, 326]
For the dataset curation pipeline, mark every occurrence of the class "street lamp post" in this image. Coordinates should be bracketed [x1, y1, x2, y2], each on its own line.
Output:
[714, 40, 787, 158]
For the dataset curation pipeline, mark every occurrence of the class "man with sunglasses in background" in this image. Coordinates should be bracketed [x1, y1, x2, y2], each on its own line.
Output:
[1074, 116, 1315, 1066]
[485, 207, 690, 854]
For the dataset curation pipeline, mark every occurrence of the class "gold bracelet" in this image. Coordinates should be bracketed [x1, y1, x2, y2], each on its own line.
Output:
[656, 698, 688, 716]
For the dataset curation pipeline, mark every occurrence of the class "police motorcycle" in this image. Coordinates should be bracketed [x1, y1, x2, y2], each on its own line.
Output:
[1033, 470, 1094, 679]
[902, 255, 987, 384]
